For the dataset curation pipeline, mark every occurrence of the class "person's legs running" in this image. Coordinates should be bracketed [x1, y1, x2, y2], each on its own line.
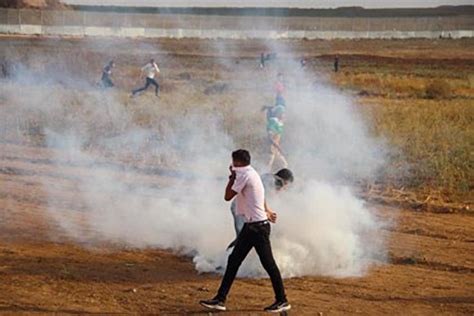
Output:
[253, 223, 287, 303]
[132, 78, 151, 95]
[216, 224, 254, 301]
[268, 152, 276, 172]
[149, 78, 159, 96]
[275, 151, 289, 169]
[267, 140, 278, 171]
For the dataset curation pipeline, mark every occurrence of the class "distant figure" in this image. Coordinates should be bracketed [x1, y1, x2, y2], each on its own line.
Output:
[334, 56, 339, 73]
[131, 58, 160, 97]
[260, 52, 278, 68]
[101, 60, 115, 88]
[275, 72, 286, 106]
[300, 57, 307, 68]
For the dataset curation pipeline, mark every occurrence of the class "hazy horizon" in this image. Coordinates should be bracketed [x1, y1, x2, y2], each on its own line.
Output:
[61, 0, 474, 9]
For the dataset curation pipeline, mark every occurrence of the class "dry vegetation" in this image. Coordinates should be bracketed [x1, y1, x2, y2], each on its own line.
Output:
[327, 54, 473, 206]
[5, 40, 474, 210]
[1, 37, 473, 209]
[0, 36, 473, 315]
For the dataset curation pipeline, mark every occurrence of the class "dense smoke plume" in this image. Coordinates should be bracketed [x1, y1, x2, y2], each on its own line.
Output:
[0, 37, 388, 278]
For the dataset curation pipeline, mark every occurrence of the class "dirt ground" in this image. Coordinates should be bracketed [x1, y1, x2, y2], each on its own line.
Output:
[1, 142, 473, 315]
[0, 37, 473, 315]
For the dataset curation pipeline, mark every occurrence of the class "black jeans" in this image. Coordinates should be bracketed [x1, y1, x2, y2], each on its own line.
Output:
[216, 221, 287, 303]
[132, 77, 159, 95]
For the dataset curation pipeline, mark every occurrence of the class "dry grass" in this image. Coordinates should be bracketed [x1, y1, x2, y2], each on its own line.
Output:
[331, 56, 474, 204]
[332, 70, 473, 99]
[363, 98, 473, 203]
[425, 79, 453, 99]
[1, 37, 473, 206]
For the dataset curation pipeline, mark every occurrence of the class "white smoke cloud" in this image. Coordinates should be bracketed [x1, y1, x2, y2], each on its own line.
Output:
[1, 37, 389, 279]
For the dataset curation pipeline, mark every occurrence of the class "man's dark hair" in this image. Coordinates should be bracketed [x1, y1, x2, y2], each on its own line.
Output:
[275, 168, 294, 183]
[232, 149, 251, 165]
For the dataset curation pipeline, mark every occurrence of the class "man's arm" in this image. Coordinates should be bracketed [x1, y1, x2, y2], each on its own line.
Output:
[224, 168, 238, 201]
[264, 199, 277, 223]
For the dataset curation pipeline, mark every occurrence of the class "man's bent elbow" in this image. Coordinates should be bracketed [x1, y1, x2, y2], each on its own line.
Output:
[224, 190, 237, 201]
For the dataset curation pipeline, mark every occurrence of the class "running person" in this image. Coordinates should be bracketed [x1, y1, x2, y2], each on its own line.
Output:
[200, 149, 291, 313]
[227, 168, 294, 250]
[131, 59, 160, 97]
[101, 60, 115, 88]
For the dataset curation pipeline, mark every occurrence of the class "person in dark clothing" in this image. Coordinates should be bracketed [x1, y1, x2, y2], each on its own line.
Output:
[262, 104, 285, 122]
[200, 150, 291, 313]
[260, 52, 266, 68]
[334, 56, 339, 73]
[101, 60, 115, 88]
[300, 57, 307, 68]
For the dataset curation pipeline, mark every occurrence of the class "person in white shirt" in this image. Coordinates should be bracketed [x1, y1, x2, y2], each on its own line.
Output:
[200, 149, 291, 313]
[131, 58, 160, 97]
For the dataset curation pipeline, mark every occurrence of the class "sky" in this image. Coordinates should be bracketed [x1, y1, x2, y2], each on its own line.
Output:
[62, 0, 474, 8]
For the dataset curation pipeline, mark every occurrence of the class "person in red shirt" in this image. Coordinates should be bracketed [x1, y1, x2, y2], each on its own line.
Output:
[275, 72, 286, 106]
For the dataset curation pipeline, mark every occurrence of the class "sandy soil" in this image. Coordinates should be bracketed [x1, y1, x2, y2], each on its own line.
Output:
[0, 142, 473, 315]
[0, 37, 473, 315]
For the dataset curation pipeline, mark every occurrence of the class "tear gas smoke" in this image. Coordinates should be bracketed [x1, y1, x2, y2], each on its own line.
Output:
[0, 38, 388, 278]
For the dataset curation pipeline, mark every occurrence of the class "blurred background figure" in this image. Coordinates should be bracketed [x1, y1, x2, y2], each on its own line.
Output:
[260, 52, 266, 68]
[131, 58, 160, 97]
[300, 57, 307, 68]
[100, 60, 115, 88]
[275, 72, 286, 106]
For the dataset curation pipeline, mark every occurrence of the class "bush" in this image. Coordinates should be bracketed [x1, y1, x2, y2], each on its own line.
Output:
[425, 80, 453, 99]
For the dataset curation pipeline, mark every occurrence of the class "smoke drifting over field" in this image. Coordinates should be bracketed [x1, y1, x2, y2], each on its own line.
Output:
[0, 38, 388, 278]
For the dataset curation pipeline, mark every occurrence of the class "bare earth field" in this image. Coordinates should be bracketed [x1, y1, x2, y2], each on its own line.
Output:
[0, 37, 473, 315]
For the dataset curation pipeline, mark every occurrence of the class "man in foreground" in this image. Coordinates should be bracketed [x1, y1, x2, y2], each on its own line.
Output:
[131, 58, 160, 97]
[200, 149, 291, 313]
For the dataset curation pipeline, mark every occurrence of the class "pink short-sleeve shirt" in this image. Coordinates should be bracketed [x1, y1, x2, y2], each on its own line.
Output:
[231, 165, 267, 223]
